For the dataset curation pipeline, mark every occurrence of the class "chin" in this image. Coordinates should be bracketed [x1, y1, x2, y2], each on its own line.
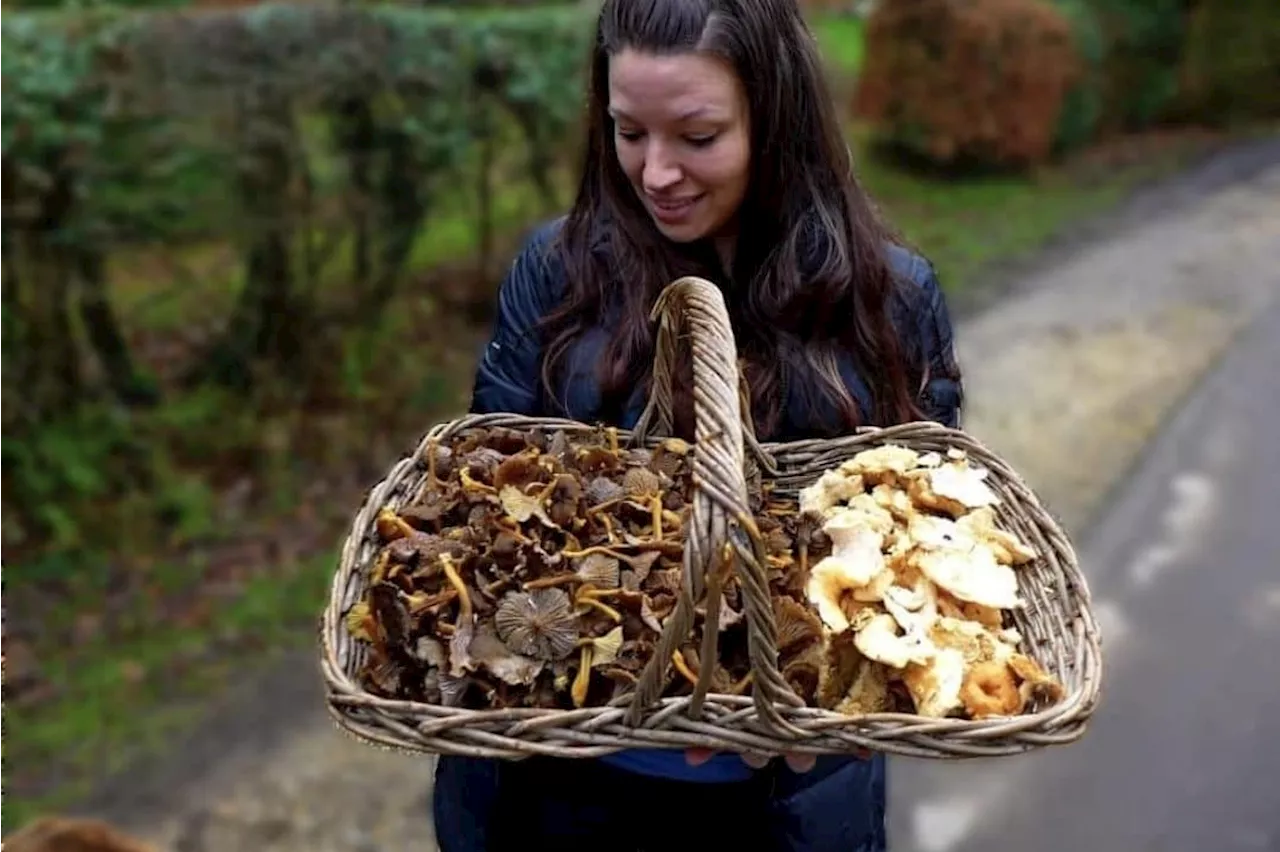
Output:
[651, 217, 711, 244]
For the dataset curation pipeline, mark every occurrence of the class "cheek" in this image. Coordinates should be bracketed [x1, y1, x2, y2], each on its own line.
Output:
[700, 141, 750, 196]
[615, 144, 644, 185]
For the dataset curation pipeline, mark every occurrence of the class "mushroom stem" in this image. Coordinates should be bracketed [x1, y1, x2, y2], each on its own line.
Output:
[718, 542, 736, 583]
[730, 672, 754, 695]
[576, 597, 623, 622]
[599, 513, 618, 543]
[371, 550, 391, 585]
[459, 467, 495, 495]
[563, 544, 666, 560]
[577, 586, 624, 601]
[439, 554, 472, 623]
[408, 589, 459, 614]
[377, 508, 418, 541]
[651, 495, 664, 541]
[587, 497, 624, 515]
[425, 438, 439, 490]
[571, 645, 594, 707]
[496, 519, 535, 545]
[533, 478, 559, 502]
[521, 573, 579, 591]
[671, 650, 699, 686]
[735, 511, 763, 543]
[607, 427, 619, 454]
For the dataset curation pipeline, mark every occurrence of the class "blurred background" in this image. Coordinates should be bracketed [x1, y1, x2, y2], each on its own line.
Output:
[3, 0, 1278, 846]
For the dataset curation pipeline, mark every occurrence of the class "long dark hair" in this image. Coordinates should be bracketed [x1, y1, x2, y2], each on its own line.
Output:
[540, 0, 947, 439]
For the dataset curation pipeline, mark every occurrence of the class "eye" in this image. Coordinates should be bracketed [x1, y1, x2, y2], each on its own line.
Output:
[616, 128, 644, 143]
[686, 133, 719, 148]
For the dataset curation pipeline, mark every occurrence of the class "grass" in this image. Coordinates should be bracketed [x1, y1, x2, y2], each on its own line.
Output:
[0, 11, 1242, 832]
[810, 13, 866, 76]
[2, 550, 335, 830]
[859, 130, 1211, 293]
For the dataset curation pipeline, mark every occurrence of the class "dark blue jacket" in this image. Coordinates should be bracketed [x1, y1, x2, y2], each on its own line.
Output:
[435, 217, 963, 852]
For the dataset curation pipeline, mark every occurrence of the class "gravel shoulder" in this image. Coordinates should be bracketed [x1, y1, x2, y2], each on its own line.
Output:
[68, 137, 1280, 852]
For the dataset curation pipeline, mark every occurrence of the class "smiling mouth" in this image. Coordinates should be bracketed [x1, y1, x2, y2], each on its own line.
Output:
[647, 194, 703, 222]
[650, 195, 700, 209]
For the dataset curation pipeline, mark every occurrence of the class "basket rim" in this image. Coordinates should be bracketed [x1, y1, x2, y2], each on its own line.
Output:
[318, 411, 1103, 757]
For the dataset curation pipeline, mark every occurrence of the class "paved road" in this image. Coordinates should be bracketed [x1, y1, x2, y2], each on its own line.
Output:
[891, 300, 1280, 852]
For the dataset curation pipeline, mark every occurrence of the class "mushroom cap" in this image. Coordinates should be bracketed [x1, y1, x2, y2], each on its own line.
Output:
[494, 588, 579, 661]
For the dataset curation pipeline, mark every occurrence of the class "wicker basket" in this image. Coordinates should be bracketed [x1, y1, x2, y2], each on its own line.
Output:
[320, 276, 1102, 761]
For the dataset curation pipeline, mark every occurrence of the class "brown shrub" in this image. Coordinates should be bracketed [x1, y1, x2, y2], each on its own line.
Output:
[3, 817, 158, 852]
[854, 0, 1081, 169]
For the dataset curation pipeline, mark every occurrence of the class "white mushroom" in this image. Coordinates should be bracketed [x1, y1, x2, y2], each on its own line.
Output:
[839, 444, 921, 477]
[929, 461, 999, 509]
[902, 647, 967, 718]
[808, 546, 883, 633]
[799, 469, 865, 517]
[854, 613, 935, 669]
[912, 545, 1022, 610]
[956, 507, 1037, 565]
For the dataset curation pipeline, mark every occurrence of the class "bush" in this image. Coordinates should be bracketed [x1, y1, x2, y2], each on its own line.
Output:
[1080, 0, 1189, 131]
[853, 0, 1079, 171]
[1, 2, 591, 413]
[1, 2, 593, 549]
[1046, 0, 1105, 152]
[1177, 0, 1280, 125]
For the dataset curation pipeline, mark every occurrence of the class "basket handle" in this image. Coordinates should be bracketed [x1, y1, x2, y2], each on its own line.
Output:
[632, 297, 779, 477]
[626, 277, 804, 734]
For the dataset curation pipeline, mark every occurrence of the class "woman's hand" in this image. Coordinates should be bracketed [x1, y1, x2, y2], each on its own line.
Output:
[684, 747, 819, 773]
[684, 745, 872, 772]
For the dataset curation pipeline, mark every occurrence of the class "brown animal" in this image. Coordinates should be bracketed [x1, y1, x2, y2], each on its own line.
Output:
[2, 817, 158, 852]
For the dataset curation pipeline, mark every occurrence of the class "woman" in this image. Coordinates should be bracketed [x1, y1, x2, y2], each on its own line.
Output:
[434, 0, 963, 849]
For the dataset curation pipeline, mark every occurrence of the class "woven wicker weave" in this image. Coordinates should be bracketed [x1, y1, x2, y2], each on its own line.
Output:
[320, 276, 1102, 760]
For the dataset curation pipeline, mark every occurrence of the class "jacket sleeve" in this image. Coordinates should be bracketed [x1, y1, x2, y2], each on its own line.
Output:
[907, 257, 964, 428]
[468, 220, 567, 416]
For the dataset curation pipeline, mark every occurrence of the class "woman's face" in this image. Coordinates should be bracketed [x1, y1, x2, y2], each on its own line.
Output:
[608, 48, 751, 249]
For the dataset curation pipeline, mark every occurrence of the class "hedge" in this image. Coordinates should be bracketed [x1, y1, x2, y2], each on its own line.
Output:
[1178, 0, 1280, 124]
[1, 2, 593, 426]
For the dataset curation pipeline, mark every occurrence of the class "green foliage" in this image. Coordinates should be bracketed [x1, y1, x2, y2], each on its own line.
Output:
[1, 1, 593, 552]
[1047, 0, 1105, 151]
[1075, 0, 1190, 131]
[809, 14, 866, 77]
[1178, 0, 1280, 124]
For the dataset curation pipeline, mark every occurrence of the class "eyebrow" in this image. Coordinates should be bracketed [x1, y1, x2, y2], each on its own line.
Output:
[608, 106, 720, 122]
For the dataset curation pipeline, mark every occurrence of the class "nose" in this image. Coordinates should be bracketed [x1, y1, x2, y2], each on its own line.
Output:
[642, 141, 682, 193]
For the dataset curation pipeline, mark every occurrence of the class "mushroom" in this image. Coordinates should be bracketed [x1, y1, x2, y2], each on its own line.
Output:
[622, 467, 666, 540]
[853, 613, 935, 670]
[929, 460, 1000, 510]
[799, 469, 865, 517]
[493, 588, 578, 661]
[902, 647, 967, 718]
[570, 627, 624, 708]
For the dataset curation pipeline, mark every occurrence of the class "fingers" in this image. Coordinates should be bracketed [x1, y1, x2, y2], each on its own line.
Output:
[684, 747, 716, 766]
[687, 748, 862, 772]
[783, 752, 818, 773]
